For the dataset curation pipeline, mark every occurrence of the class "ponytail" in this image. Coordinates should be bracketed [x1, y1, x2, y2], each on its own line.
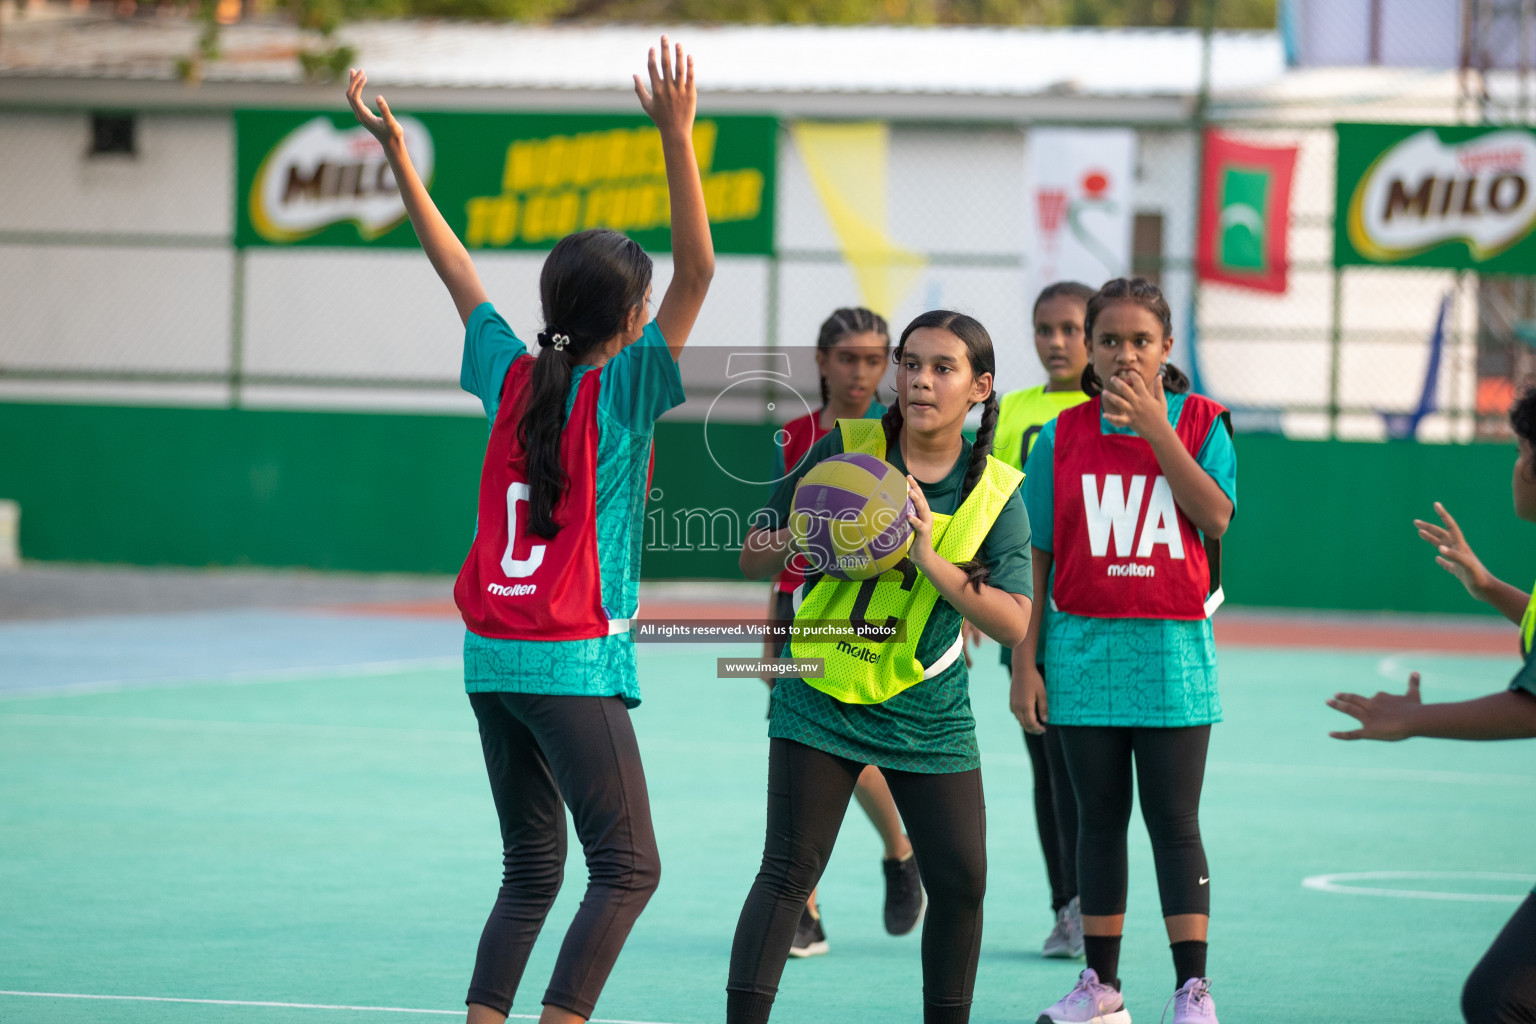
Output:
[520, 229, 652, 538]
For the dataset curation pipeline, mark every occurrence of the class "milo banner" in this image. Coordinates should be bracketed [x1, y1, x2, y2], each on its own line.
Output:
[235, 110, 776, 254]
[1336, 122, 1536, 271]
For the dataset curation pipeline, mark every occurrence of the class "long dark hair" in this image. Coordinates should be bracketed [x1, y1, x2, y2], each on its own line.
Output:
[1080, 276, 1191, 397]
[881, 309, 1000, 590]
[519, 229, 652, 539]
[816, 307, 890, 406]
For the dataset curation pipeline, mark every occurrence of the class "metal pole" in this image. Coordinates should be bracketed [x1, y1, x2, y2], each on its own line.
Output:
[1328, 266, 1343, 438]
[230, 247, 245, 409]
[1185, 0, 1216, 396]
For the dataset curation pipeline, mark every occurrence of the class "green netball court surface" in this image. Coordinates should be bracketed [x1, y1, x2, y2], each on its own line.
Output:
[2, 576, 1534, 1024]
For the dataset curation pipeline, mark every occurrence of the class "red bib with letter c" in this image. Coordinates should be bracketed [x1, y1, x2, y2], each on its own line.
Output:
[1051, 393, 1227, 620]
[453, 355, 614, 641]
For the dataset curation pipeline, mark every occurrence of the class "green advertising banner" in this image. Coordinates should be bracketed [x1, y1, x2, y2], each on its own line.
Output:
[235, 110, 776, 254]
[1335, 122, 1536, 271]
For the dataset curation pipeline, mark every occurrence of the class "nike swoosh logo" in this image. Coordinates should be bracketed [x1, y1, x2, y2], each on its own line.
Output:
[1199, 876, 1209, 885]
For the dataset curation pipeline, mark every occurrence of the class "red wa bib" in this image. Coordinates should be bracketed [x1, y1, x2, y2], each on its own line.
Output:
[453, 356, 616, 641]
[1051, 394, 1227, 620]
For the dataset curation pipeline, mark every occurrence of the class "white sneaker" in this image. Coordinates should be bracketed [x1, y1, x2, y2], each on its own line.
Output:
[1162, 978, 1216, 1024]
[1036, 967, 1131, 1024]
[1042, 896, 1085, 958]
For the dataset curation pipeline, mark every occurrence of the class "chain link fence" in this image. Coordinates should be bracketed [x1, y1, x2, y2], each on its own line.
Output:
[0, 96, 1531, 439]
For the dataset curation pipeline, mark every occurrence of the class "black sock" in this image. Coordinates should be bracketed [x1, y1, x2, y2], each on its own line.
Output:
[726, 990, 776, 1024]
[1083, 935, 1122, 989]
[1170, 939, 1208, 988]
[923, 1002, 971, 1024]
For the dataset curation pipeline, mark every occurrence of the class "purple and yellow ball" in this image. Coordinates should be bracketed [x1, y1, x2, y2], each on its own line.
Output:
[789, 452, 915, 582]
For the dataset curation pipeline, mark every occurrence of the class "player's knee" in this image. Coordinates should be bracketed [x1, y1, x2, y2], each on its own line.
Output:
[929, 854, 986, 910]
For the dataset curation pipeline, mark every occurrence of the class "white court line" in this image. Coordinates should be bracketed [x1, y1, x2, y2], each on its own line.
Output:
[1376, 653, 1512, 689]
[985, 751, 1536, 787]
[1302, 871, 1536, 903]
[0, 990, 687, 1024]
[1207, 760, 1536, 787]
[0, 712, 473, 741]
[0, 657, 461, 702]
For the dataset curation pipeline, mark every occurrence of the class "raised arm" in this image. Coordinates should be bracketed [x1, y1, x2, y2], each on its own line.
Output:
[1414, 502, 1529, 624]
[634, 37, 715, 360]
[346, 70, 488, 326]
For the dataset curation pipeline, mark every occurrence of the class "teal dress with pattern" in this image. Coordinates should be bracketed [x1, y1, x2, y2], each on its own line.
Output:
[1022, 393, 1237, 728]
[459, 303, 684, 708]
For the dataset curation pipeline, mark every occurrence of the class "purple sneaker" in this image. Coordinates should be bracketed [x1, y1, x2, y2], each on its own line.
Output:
[1161, 978, 1216, 1024]
[1036, 968, 1131, 1024]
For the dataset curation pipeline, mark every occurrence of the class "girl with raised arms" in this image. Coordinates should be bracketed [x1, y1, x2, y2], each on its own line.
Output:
[345, 37, 712, 1024]
[1017, 277, 1235, 1024]
[733, 310, 1034, 1024]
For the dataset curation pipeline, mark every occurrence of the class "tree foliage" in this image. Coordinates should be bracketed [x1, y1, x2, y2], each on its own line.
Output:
[322, 0, 1273, 27]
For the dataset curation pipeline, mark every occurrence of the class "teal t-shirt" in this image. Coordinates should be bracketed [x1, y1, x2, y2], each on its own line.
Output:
[1022, 392, 1237, 728]
[459, 302, 684, 708]
[754, 426, 1033, 773]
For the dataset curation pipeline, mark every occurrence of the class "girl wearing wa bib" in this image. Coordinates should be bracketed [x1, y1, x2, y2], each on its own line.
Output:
[347, 38, 713, 1024]
[1019, 278, 1235, 1024]
[730, 311, 1034, 1024]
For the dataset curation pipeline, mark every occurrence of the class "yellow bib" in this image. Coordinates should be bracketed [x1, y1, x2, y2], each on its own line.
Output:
[1521, 588, 1536, 658]
[789, 419, 1023, 704]
[994, 385, 1090, 472]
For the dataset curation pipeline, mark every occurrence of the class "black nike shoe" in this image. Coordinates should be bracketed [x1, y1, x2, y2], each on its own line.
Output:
[788, 905, 829, 957]
[883, 851, 926, 935]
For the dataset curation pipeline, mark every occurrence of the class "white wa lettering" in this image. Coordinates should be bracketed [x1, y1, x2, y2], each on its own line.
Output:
[1081, 474, 1145, 557]
[1081, 474, 1185, 560]
[501, 482, 547, 579]
[1135, 476, 1185, 560]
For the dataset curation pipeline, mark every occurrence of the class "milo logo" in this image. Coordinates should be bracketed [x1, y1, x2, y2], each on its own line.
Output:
[1347, 128, 1536, 263]
[249, 116, 435, 243]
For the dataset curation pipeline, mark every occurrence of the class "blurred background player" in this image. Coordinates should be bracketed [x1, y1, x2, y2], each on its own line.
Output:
[983, 280, 1095, 959]
[348, 36, 713, 1024]
[733, 310, 1033, 1024]
[1327, 390, 1536, 1024]
[1017, 278, 1235, 1024]
[759, 307, 924, 957]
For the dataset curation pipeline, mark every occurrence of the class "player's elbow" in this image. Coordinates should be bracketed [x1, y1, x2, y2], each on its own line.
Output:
[990, 596, 1032, 648]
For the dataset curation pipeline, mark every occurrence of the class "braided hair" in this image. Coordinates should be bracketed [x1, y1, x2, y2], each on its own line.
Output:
[1080, 277, 1191, 397]
[882, 309, 1000, 590]
[815, 307, 890, 406]
[520, 229, 652, 538]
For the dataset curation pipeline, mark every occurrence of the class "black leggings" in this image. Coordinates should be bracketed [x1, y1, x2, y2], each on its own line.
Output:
[1025, 716, 1079, 912]
[467, 692, 661, 1019]
[727, 738, 986, 1024]
[1057, 724, 1211, 919]
[1464, 893, 1536, 1024]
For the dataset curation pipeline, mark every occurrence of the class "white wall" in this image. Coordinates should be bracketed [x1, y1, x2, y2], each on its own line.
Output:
[0, 107, 1475, 432]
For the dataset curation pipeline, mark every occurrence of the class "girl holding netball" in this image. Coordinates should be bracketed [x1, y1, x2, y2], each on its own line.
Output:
[1328, 390, 1536, 1024]
[759, 308, 925, 956]
[346, 38, 712, 1024]
[990, 280, 1095, 960]
[733, 310, 1034, 1024]
[1016, 277, 1235, 1024]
